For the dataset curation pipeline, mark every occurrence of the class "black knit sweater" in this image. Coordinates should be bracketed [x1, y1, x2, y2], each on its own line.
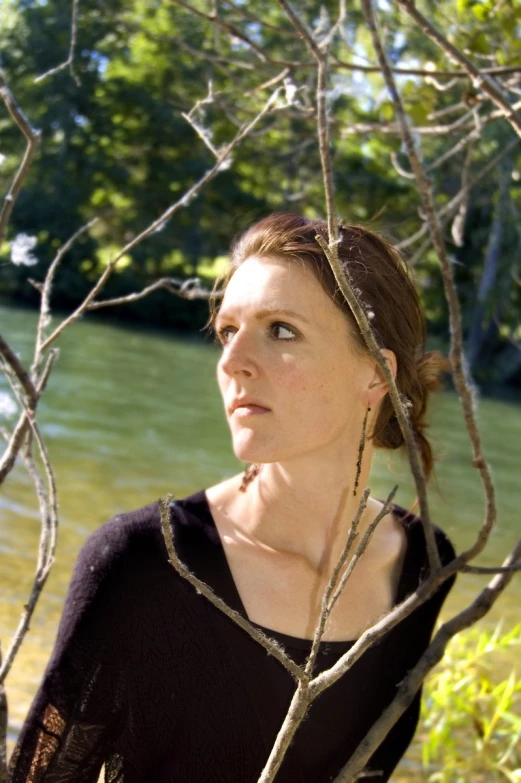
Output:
[8, 489, 457, 782]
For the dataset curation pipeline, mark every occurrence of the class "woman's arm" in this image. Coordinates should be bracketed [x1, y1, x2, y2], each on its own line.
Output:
[8, 515, 133, 782]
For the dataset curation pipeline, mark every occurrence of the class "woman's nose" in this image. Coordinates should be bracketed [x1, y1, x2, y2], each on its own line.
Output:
[218, 331, 258, 378]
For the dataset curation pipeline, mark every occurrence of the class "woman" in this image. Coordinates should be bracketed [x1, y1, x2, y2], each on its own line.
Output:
[9, 213, 457, 782]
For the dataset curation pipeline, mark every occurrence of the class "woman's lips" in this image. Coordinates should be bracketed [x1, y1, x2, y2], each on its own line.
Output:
[233, 404, 271, 416]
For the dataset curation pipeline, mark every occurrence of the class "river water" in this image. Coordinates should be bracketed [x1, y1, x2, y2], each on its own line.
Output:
[1, 303, 520, 777]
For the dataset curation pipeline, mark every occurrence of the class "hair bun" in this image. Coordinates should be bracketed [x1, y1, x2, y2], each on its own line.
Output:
[416, 350, 451, 396]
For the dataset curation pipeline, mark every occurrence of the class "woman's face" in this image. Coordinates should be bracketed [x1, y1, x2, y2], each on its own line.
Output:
[215, 255, 377, 465]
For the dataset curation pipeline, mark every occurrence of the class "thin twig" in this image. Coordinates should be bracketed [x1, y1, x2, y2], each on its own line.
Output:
[171, 0, 270, 63]
[37, 83, 283, 354]
[0, 349, 58, 486]
[397, 136, 520, 251]
[158, 495, 305, 681]
[390, 151, 415, 180]
[244, 68, 291, 97]
[0, 334, 37, 404]
[220, 0, 300, 37]
[86, 277, 222, 310]
[0, 72, 42, 246]
[257, 486, 402, 783]
[340, 99, 521, 137]
[461, 563, 521, 573]
[362, 0, 496, 593]
[396, 0, 521, 140]
[34, 218, 97, 366]
[34, 0, 80, 85]
[333, 58, 521, 79]
[174, 37, 254, 72]
[306, 489, 400, 679]
[334, 535, 521, 781]
[425, 125, 480, 173]
[277, 0, 440, 575]
[0, 362, 59, 685]
[450, 142, 473, 247]
[320, 0, 347, 51]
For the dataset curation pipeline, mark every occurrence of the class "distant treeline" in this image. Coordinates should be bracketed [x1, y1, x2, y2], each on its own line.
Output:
[1, 0, 520, 386]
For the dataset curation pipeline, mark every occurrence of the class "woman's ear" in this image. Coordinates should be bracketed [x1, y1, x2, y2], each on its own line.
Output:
[367, 349, 397, 406]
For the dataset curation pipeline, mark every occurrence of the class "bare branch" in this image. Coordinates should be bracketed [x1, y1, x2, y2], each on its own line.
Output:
[396, 0, 521, 139]
[427, 100, 474, 120]
[244, 67, 291, 97]
[320, 0, 347, 51]
[341, 99, 521, 138]
[176, 37, 254, 72]
[0, 334, 37, 404]
[86, 276, 222, 310]
[159, 496, 305, 681]
[171, 0, 271, 63]
[424, 75, 460, 92]
[328, 489, 398, 617]
[34, 0, 80, 85]
[306, 488, 398, 679]
[0, 362, 59, 686]
[0, 72, 42, 246]
[450, 142, 473, 246]
[361, 0, 496, 594]
[461, 562, 521, 573]
[276, 0, 440, 576]
[390, 151, 415, 179]
[0, 349, 58, 486]
[425, 125, 480, 173]
[34, 218, 98, 365]
[37, 84, 282, 354]
[397, 136, 520, 251]
[334, 535, 521, 781]
[333, 59, 521, 79]
[220, 0, 300, 37]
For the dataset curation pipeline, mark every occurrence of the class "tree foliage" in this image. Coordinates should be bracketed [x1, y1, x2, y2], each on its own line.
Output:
[0, 0, 520, 383]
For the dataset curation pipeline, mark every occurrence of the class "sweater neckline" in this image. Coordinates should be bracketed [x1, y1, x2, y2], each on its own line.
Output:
[173, 489, 420, 652]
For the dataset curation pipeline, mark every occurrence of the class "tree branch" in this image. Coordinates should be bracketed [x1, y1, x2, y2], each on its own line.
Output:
[0, 362, 59, 687]
[159, 496, 305, 681]
[34, 0, 80, 85]
[361, 0, 497, 596]
[0, 72, 41, 246]
[37, 83, 283, 354]
[34, 218, 98, 367]
[277, 0, 440, 576]
[396, 0, 521, 139]
[397, 136, 520, 251]
[0, 334, 37, 405]
[0, 349, 58, 486]
[334, 534, 521, 781]
[85, 277, 222, 310]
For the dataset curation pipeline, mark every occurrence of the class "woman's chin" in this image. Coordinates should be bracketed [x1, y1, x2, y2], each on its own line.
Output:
[232, 442, 270, 464]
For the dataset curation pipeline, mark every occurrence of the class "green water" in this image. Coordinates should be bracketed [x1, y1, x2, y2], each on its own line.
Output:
[1, 303, 520, 772]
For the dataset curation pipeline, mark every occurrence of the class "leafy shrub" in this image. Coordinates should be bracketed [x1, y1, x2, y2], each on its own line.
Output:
[416, 621, 521, 782]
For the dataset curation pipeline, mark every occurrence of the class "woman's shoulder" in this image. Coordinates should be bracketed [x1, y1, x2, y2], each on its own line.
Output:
[74, 499, 178, 585]
[391, 501, 456, 562]
[79, 490, 217, 573]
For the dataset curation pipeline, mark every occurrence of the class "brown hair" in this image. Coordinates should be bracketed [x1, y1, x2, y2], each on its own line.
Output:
[206, 212, 450, 482]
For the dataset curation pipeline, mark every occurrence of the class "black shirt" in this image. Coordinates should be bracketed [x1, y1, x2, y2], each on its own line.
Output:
[8, 489, 457, 782]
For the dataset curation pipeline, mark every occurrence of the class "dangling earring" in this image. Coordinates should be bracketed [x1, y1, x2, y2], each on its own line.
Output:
[353, 407, 371, 496]
[239, 462, 261, 492]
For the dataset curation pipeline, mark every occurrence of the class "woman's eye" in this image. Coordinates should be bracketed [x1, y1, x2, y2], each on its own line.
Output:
[216, 322, 298, 345]
[271, 323, 297, 340]
[216, 327, 234, 344]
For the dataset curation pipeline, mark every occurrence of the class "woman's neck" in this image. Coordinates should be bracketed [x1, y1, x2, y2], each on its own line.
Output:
[216, 452, 383, 575]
